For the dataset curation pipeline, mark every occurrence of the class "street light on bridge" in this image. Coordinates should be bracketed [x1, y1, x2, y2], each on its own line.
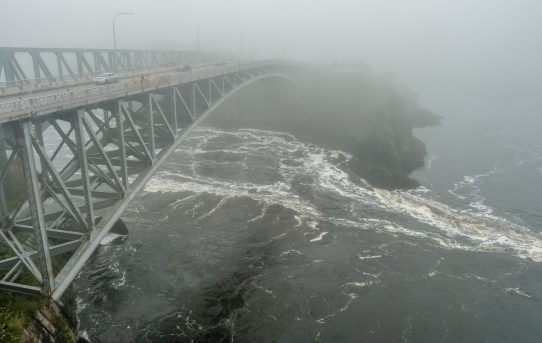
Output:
[113, 12, 134, 72]
[196, 21, 214, 61]
[113, 12, 134, 49]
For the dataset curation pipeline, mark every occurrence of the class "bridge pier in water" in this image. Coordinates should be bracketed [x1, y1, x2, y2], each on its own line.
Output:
[0, 55, 296, 299]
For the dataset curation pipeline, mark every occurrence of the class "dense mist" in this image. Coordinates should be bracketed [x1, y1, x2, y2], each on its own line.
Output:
[208, 65, 440, 188]
[2, 1, 542, 342]
[3, 0, 542, 117]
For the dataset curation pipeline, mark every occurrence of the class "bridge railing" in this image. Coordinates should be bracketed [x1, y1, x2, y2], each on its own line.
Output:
[0, 62, 270, 120]
[0, 65, 175, 88]
[0, 47, 202, 84]
[0, 65, 182, 99]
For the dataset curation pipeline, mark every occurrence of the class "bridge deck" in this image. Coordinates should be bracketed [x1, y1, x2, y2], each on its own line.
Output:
[0, 61, 257, 124]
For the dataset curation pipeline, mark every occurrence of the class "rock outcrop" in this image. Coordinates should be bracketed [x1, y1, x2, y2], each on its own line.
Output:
[207, 65, 440, 189]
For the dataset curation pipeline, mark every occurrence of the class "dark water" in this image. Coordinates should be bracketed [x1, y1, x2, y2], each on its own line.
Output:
[76, 119, 542, 342]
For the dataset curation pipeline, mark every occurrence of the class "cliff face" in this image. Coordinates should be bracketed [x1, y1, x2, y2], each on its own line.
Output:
[0, 291, 76, 343]
[20, 303, 76, 343]
[207, 65, 440, 189]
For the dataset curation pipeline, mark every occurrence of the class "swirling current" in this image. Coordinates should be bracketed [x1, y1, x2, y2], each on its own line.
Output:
[76, 125, 542, 342]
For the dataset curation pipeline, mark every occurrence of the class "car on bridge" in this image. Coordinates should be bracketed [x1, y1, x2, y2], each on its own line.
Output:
[176, 64, 192, 72]
[94, 72, 119, 84]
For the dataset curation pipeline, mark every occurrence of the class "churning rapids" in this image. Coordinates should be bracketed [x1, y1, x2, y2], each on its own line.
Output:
[76, 126, 542, 342]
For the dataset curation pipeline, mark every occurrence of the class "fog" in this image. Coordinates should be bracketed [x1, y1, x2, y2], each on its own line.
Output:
[3, 0, 542, 121]
[3, 2, 542, 341]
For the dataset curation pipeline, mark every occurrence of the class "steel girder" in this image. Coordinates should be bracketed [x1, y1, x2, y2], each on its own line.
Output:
[0, 47, 202, 84]
[0, 63, 300, 299]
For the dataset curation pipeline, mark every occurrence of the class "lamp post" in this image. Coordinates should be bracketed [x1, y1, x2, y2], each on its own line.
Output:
[113, 12, 134, 71]
[239, 30, 244, 60]
[113, 12, 134, 49]
[196, 21, 214, 61]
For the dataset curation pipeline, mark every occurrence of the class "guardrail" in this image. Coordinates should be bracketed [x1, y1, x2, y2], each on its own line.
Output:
[1, 73, 97, 88]
[0, 65, 182, 98]
[0, 65, 180, 88]
[0, 61, 276, 122]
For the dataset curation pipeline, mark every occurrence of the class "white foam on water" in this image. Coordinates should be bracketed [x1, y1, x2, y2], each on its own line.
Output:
[145, 127, 377, 231]
[293, 215, 303, 228]
[315, 292, 359, 325]
[357, 255, 383, 260]
[425, 155, 437, 171]
[280, 249, 304, 256]
[100, 233, 123, 245]
[251, 281, 277, 298]
[375, 188, 542, 261]
[329, 216, 432, 241]
[467, 274, 490, 283]
[76, 297, 88, 314]
[310, 231, 328, 242]
[145, 174, 319, 220]
[271, 232, 288, 240]
[447, 146, 542, 215]
[248, 205, 267, 223]
[468, 201, 494, 215]
[363, 272, 380, 278]
[79, 330, 91, 342]
[344, 281, 371, 287]
[306, 219, 319, 230]
[448, 166, 503, 212]
[194, 196, 231, 221]
[505, 287, 532, 298]
[297, 150, 378, 207]
[112, 271, 127, 288]
[143, 126, 542, 262]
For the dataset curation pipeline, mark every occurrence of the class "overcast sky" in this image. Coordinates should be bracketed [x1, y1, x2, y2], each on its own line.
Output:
[2, 0, 542, 118]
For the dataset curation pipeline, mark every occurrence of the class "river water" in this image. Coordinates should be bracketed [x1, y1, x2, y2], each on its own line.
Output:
[76, 110, 542, 341]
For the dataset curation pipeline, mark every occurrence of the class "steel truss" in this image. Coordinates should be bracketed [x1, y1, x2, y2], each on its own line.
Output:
[0, 47, 204, 84]
[0, 63, 299, 299]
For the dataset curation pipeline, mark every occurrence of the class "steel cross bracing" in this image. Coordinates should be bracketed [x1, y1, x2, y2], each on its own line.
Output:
[0, 47, 205, 83]
[0, 47, 218, 98]
[0, 60, 298, 299]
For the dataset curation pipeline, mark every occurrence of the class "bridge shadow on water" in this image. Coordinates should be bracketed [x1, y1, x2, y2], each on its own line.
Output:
[144, 203, 298, 343]
[78, 187, 305, 342]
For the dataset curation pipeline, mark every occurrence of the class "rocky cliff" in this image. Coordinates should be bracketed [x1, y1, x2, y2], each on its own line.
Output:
[207, 65, 440, 189]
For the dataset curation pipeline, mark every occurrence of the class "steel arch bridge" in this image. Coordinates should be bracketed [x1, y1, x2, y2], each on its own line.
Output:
[0, 48, 300, 299]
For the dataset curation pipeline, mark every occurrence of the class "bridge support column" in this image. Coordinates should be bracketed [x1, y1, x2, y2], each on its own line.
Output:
[115, 102, 129, 190]
[15, 122, 54, 295]
[148, 94, 156, 159]
[172, 89, 178, 132]
[73, 110, 95, 231]
[0, 143, 10, 227]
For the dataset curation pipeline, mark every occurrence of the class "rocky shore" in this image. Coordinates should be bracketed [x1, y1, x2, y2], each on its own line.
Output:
[207, 64, 440, 189]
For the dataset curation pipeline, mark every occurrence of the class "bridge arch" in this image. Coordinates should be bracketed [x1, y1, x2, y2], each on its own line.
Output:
[0, 65, 304, 298]
[177, 73, 304, 146]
